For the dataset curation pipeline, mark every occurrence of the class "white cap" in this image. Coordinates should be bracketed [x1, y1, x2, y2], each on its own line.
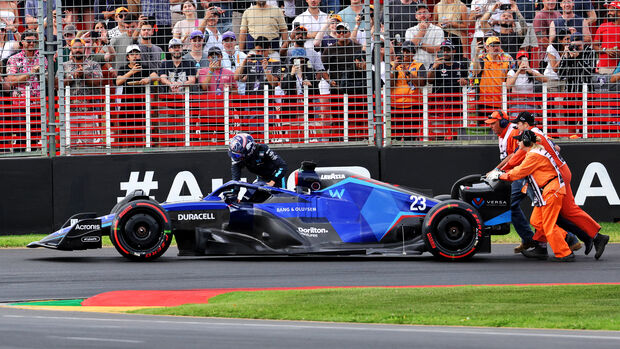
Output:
[126, 44, 141, 54]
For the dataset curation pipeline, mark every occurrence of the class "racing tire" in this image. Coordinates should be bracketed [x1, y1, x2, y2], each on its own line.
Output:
[450, 174, 483, 199]
[110, 200, 172, 261]
[422, 200, 482, 261]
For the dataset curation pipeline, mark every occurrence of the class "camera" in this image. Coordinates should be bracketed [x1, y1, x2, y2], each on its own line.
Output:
[293, 58, 301, 67]
[569, 44, 578, 52]
[500, 4, 511, 10]
[90, 30, 100, 39]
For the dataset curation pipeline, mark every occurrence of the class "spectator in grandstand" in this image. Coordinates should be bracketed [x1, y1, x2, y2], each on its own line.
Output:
[515, 0, 537, 22]
[558, 32, 595, 93]
[159, 38, 197, 93]
[138, 19, 163, 72]
[293, 0, 328, 41]
[337, 0, 363, 32]
[199, 0, 233, 34]
[108, 7, 129, 41]
[322, 22, 365, 96]
[549, 0, 592, 44]
[480, 3, 529, 59]
[405, 4, 444, 69]
[0, 22, 18, 61]
[61, 38, 104, 145]
[87, 29, 117, 87]
[313, 14, 342, 53]
[236, 36, 272, 96]
[280, 48, 317, 100]
[111, 13, 139, 70]
[115, 45, 157, 145]
[238, 0, 287, 55]
[572, 0, 597, 26]
[220, 31, 247, 95]
[533, 0, 561, 48]
[544, 27, 570, 92]
[283, 25, 325, 73]
[593, 2, 620, 75]
[184, 30, 209, 68]
[385, 0, 421, 41]
[506, 50, 548, 114]
[141, 0, 174, 50]
[25, 0, 56, 31]
[351, 5, 377, 52]
[94, 21, 111, 46]
[199, 6, 224, 53]
[94, 0, 125, 24]
[198, 46, 237, 95]
[434, 0, 469, 59]
[471, 36, 513, 117]
[321, 0, 341, 15]
[173, 1, 202, 48]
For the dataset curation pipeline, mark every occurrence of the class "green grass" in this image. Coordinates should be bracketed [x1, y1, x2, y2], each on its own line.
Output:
[131, 285, 620, 330]
[2, 222, 619, 248]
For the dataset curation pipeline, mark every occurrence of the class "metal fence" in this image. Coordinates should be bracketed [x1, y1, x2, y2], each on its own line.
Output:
[1, 0, 619, 157]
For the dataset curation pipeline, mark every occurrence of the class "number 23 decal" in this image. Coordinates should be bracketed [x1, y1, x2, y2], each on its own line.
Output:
[409, 195, 427, 211]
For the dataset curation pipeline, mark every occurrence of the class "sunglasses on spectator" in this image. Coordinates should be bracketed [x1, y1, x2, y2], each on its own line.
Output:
[336, 29, 347, 35]
[488, 43, 500, 47]
[24, 39, 37, 44]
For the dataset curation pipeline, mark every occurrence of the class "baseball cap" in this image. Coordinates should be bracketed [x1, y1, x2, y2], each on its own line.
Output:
[336, 22, 350, 32]
[511, 111, 535, 125]
[222, 31, 236, 41]
[168, 38, 183, 48]
[441, 39, 455, 50]
[70, 38, 86, 47]
[189, 30, 204, 40]
[484, 110, 508, 124]
[401, 40, 416, 53]
[605, 1, 620, 10]
[116, 7, 129, 14]
[126, 44, 141, 53]
[207, 46, 222, 56]
[63, 24, 77, 37]
[513, 129, 537, 143]
[330, 14, 343, 22]
[486, 36, 501, 46]
[516, 50, 529, 59]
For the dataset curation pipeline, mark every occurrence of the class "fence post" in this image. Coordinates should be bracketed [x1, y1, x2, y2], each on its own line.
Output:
[344, 94, 349, 143]
[582, 83, 588, 138]
[462, 86, 468, 128]
[422, 86, 429, 142]
[145, 84, 151, 148]
[263, 85, 269, 144]
[185, 87, 190, 147]
[26, 86, 31, 152]
[304, 85, 309, 143]
[224, 86, 230, 144]
[65, 86, 71, 148]
[105, 85, 111, 148]
[501, 82, 507, 112]
[382, 87, 387, 146]
[542, 83, 548, 135]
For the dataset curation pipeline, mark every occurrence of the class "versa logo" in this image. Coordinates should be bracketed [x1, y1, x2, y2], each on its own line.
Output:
[328, 189, 345, 199]
[472, 198, 485, 208]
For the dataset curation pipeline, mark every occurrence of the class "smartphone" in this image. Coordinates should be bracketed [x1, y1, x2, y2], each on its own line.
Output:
[294, 58, 301, 67]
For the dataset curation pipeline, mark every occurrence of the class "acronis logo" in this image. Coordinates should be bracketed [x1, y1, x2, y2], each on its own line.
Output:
[472, 198, 485, 208]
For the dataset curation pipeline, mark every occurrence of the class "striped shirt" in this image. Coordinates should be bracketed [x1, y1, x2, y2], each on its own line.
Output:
[558, 45, 595, 94]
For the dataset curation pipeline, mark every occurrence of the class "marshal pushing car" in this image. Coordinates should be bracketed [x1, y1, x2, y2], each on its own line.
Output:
[28, 162, 512, 261]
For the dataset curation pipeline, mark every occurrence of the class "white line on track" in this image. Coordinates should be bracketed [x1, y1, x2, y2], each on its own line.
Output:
[5, 314, 620, 341]
[48, 335, 142, 344]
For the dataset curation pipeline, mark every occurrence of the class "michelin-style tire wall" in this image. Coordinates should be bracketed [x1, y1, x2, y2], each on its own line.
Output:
[0, 144, 618, 235]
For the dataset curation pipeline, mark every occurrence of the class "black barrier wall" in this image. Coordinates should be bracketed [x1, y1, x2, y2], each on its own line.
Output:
[0, 144, 618, 234]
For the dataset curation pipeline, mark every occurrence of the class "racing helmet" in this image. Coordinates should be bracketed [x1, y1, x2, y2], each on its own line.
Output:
[228, 133, 255, 160]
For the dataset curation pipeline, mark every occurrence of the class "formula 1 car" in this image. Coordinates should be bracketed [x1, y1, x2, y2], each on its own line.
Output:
[28, 162, 512, 261]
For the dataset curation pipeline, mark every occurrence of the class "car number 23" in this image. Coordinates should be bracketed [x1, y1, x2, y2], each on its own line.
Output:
[409, 195, 427, 211]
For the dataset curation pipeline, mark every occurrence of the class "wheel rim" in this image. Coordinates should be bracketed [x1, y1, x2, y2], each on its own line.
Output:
[435, 214, 475, 252]
[121, 212, 162, 251]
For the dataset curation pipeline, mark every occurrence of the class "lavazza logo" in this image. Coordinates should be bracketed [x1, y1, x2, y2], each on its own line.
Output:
[177, 213, 215, 221]
[320, 173, 346, 180]
[297, 227, 329, 237]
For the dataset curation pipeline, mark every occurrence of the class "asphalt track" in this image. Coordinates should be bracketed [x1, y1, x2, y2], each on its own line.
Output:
[1, 244, 619, 348]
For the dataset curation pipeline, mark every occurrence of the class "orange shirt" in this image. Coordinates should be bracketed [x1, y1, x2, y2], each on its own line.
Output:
[500, 147, 565, 196]
[391, 61, 424, 106]
[477, 53, 511, 106]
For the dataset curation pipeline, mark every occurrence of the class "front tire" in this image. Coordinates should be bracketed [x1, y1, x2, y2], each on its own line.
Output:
[110, 200, 172, 261]
[423, 200, 482, 260]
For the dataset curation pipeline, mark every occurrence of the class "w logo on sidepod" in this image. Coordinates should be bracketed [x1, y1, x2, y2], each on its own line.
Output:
[329, 189, 345, 199]
[472, 198, 485, 208]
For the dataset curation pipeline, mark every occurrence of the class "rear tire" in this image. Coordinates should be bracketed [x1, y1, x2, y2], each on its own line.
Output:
[110, 200, 172, 261]
[423, 200, 482, 260]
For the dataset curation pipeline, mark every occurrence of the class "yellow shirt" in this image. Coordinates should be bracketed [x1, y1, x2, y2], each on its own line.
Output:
[240, 5, 287, 40]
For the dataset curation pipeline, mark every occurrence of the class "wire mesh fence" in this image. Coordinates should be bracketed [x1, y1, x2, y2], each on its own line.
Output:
[0, 0, 619, 156]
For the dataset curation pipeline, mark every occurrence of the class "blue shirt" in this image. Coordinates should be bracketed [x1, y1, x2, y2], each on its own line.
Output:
[25, 0, 55, 17]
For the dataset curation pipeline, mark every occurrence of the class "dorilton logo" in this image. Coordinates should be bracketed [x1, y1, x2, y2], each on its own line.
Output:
[320, 173, 346, 180]
[75, 224, 101, 231]
[177, 213, 215, 221]
[297, 227, 328, 234]
[81, 236, 101, 243]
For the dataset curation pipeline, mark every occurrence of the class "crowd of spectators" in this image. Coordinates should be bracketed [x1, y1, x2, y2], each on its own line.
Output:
[1, 0, 620, 149]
